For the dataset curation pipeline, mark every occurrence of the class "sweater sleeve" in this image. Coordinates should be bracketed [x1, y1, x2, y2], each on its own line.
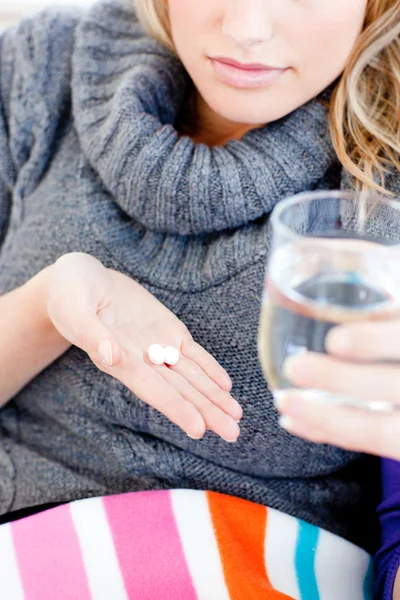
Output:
[375, 459, 400, 600]
[0, 7, 81, 246]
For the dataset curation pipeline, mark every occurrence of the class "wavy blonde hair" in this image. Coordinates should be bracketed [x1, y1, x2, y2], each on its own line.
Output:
[135, 0, 400, 194]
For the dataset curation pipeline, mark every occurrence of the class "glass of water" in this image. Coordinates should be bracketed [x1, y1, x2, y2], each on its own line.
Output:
[258, 190, 400, 411]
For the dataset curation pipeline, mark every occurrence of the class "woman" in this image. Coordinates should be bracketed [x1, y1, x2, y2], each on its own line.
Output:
[0, 0, 399, 597]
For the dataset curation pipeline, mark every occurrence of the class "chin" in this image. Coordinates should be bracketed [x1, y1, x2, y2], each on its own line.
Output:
[200, 84, 305, 128]
[212, 97, 298, 127]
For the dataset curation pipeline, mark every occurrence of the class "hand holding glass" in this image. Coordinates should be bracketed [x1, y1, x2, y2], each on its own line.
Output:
[258, 190, 400, 412]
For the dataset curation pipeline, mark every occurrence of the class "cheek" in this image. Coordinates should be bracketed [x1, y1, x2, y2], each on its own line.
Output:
[168, 0, 221, 93]
[168, 0, 195, 26]
[168, 0, 216, 46]
[294, 3, 367, 79]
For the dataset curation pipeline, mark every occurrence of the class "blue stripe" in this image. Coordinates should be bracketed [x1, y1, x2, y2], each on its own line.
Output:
[363, 557, 374, 600]
[295, 520, 320, 600]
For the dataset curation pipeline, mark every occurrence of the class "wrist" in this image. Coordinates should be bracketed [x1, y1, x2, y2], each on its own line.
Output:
[19, 265, 65, 339]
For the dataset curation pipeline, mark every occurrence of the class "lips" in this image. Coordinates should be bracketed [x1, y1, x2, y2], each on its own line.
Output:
[210, 57, 287, 90]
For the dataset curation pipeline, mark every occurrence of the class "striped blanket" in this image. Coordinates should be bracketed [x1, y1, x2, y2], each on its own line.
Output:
[0, 490, 373, 599]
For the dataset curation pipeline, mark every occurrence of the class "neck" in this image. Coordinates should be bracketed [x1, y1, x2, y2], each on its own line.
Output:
[189, 92, 261, 147]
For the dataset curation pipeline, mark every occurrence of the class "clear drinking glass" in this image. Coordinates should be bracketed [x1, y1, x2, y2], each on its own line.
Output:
[258, 190, 400, 411]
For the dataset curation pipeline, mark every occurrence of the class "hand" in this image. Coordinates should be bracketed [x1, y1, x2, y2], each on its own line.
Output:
[394, 569, 400, 600]
[47, 253, 242, 441]
[274, 320, 400, 459]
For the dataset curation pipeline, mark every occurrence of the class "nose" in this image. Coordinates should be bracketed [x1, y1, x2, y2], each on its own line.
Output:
[222, 0, 274, 50]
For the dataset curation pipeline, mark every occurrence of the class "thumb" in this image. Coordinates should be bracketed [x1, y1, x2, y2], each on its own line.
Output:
[85, 318, 122, 368]
[48, 299, 121, 367]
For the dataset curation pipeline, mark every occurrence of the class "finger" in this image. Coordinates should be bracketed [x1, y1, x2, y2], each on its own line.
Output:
[284, 352, 400, 406]
[326, 321, 400, 361]
[274, 390, 400, 460]
[171, 355, 243, 422]
[48, 296, 121, 367]
[156, 364, 240, 442]
[122, 360, 206, 439]
[181, 338, 232, 391]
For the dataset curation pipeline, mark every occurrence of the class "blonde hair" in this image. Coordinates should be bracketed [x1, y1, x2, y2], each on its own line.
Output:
[331, 0, 400, 194]
[135, 0, 400, 194]
[134, 0, 174, 52]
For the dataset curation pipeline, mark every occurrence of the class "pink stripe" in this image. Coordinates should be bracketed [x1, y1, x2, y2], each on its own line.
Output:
[11, 504, 91, 600]
[104, 491, 197, 600]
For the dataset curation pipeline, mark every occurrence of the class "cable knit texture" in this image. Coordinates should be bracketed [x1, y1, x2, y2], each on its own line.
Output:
[72, 5, 336, 236]
[0, 0, 392, 552]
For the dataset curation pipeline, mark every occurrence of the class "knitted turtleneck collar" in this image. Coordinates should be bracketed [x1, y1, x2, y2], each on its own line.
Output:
[72, 0, 338, 236]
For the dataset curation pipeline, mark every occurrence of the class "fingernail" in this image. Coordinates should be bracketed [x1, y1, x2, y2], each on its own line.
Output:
[224, 374, 232, 387]
[326, 327, 351, 354]
[273, 391, 287, 411]
[222, 417, 241, 443]
[282, 356, 297, 381]
[279, 415, 295, 432]
[283, 355, 312, 383]
[233, 404, 243, 422]
[98, 339, 113, 367]
[187, 434, 204, 440]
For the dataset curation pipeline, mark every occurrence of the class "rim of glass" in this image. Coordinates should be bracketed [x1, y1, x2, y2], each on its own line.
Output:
[271, 190, 400, 248]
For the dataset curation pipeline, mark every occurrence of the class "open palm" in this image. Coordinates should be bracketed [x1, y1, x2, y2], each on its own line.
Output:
[47, 253, 242, 442]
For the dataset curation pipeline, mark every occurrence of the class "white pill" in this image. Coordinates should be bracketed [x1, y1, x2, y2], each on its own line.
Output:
[148, 344, 166, 366]
[164, 346, 180, 366]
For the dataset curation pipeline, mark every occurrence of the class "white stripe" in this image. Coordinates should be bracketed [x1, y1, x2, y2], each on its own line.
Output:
[0, 523, 25, 599]
[264, 508, 301, 599]
[315, 528, 371, 600]
[171, 490, 230, 600]
[70, 497, 128, 600]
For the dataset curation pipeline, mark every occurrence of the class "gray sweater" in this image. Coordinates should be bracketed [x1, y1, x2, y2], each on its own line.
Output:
[0, 0, 387, 551]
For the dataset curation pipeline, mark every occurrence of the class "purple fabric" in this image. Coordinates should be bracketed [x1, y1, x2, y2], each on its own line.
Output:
[376, 459, 400, 599]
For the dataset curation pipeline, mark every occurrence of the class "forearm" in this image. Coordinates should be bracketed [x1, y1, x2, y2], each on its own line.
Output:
[0, 265, 71, 408]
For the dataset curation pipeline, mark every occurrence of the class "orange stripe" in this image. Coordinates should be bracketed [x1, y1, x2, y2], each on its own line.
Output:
[207, 492, 295, 600]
